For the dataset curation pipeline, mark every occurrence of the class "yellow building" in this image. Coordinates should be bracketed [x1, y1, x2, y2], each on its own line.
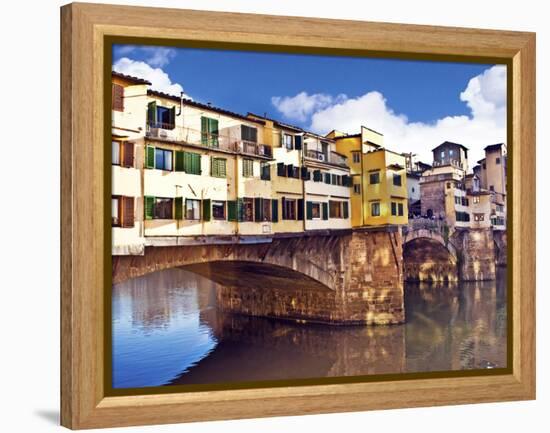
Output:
[248, 114, 305, 234]
[329, 126, 408, 227]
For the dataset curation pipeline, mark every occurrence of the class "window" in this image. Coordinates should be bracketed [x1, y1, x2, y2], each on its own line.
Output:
[144, 197, 174, 220]
[353, 183, 361, 195]
[449, 149, 454, 156]
[393, 174, 402, 186]
[176, 151, 201, 175]
[152, 148, 173, 171]
[112, 141, 120, 165]
[243, 158, 254, 177]
[371, 202, 380, 217]
[331, 174, 341, 185]
[496, 157, 501, 164]
[473, 196, 480, 204]
[440, 151, 445, 158]
[112, 197, 121, 226]
[260, 162, 271, 180]
[212, 201, 226, 220]
[211, 157, 227, 177]
[185, 199, 201, 220]
[411, 187, 415, 193]
[283, 134, 293, 150]
[483, 163, 487, 169]
[329, 201, 343, 218]
[282, 198, 296, 220]
[369, 172, 380, 184]
[391, 202, 397, 216]
[398, 203, 404, 216]
[474, 213, 485, 222]
[277, 162, 286, 177]
[309, 202, 321, 219]
[201, 116, 219, 147]
[352, 152, 361, 163]
[455, 211, 470, 222]
[113, 196, 136, 228]
[112, 84, 124, 111]
[242, 198, 254, 222]
[324, 172, 331, 184]
[261, 198, 272, 222]
[455, 196, 461, 205]
[147, 101, 175, 129]
[241, 125, 258, 143]
[489, 185, 495, 191]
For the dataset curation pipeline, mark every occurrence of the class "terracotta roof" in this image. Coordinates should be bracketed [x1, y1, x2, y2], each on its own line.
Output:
[247, 112, 303, 132]
[112, 71, 151, 85]
[148, 89, 265, 125]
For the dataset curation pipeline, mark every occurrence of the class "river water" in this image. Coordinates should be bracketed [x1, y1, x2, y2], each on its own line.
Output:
[112, 268, 507, 389]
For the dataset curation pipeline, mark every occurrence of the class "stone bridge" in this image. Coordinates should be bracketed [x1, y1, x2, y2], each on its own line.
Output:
[402, 221, 499, 282]
[112, 228, 405, 325]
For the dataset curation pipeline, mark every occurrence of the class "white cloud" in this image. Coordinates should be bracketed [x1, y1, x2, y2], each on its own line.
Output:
[275, 65, 506, 167]
[139, 47, 177, 67]
[112, 57, 190, 98]
[114, 45, 177, 67]
[271, 92, 346, 122]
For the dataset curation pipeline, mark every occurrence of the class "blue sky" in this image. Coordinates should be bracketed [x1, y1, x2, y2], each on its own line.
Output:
[113, 44, 507, 166]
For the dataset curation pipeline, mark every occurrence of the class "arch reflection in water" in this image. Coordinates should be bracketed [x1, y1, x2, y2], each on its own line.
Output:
[112, 267, 507, 389]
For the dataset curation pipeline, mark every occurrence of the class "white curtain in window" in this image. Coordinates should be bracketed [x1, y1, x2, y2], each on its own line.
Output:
[112, 141, 120, 164]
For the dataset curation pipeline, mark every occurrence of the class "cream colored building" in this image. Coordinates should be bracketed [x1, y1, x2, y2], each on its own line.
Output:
[111, 72, 149, 255]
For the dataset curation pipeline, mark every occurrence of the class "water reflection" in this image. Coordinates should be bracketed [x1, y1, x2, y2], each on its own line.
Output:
[112, 267, 507, 389]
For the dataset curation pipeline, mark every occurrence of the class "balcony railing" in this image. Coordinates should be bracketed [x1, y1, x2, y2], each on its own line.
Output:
[146, 124, 272, 158]
[304, 149, 348, 167]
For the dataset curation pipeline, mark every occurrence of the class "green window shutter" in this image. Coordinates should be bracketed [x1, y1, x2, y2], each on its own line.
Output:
[254, 197, 262, 222]
[183, 151, 191, 173]
[202, 199, 211, 221]
[322, 202, 328, 220]
[272, 199, 279, 222]
[192, 153, 201, 174]
[220, 159, 227, 177]
[209, 118, 219, 147]
[175, 197, 183, 219]
[306, 201, 313, 220]
[294, 135, 303, 150]
[343, 201, 349, 219]
[144, 196, 155, 220]
[297, 199, 304, 220]
[147, 101, 157, 126]
[145, 146, 155, 169]
[175, 151, 184, 172]
[227, 200, 237, 221]
[201, 116, 209, 145]
[237, 198, 244, 222]
[168, 106, 176, 130]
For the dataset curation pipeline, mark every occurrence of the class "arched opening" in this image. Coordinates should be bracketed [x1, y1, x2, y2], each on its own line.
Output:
[403, 237, 458, 283]
[181, 260, 334, 292]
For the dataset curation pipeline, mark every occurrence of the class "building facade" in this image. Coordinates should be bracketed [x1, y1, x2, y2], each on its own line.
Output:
[330, 127, 408, 227]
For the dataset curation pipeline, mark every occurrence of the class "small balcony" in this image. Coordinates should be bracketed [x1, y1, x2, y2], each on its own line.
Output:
[304, 149, 348, 167]
[146, 124, 272, 158]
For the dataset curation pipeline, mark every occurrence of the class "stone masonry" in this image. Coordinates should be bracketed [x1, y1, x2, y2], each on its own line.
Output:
[112, 228, 405, 325]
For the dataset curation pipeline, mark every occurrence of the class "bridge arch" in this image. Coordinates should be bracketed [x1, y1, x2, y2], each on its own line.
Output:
[112, 236, 343, 291]
[403, 229, 458, 283]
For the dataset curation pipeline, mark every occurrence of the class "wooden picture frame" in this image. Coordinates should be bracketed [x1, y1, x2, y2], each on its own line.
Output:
[61, 2, 536, 429]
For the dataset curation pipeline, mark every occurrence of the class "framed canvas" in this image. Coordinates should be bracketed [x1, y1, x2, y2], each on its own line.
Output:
[60, 2, 536, 429]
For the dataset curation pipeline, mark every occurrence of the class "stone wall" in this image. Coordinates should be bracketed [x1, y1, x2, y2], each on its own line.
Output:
[113, 228, 405, 325]
[454, 228, 496, 281]
[216, 229, 404, 325]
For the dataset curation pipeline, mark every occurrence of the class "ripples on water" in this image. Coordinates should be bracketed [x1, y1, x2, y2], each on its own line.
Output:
[112, 268, 507, 389]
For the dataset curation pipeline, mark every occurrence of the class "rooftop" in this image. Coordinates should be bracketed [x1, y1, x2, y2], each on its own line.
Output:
[112, 71, 152, 85]
[484, 143, 505, 152]
[431, 141, 469, 153]
[148, 89, 265, 125]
